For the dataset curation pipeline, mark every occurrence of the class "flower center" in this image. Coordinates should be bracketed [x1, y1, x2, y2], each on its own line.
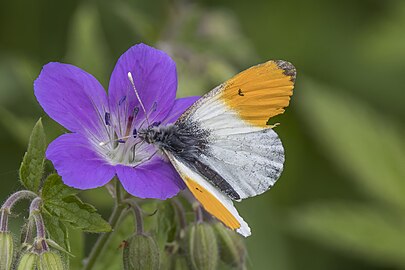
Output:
[97, 99, 160, 166]
[93, 72, 162, 167]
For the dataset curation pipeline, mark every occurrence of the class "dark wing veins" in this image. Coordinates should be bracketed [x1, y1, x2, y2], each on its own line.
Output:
[161, 121, 240, 201]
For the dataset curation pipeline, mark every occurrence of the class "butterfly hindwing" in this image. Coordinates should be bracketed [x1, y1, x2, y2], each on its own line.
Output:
[165, 151, 251, 237]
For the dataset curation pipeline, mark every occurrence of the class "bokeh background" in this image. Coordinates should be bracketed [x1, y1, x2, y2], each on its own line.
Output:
[1, 0, 404, 269]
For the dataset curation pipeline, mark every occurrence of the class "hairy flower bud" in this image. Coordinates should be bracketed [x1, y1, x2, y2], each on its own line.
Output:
[214, 223, 247, 269]
[173, 255, 189, 270]
[123, 234, 160, 270]
[38, 251, 64, 270]
[183, 223, 219, 270]
[17, 252, 38, 270]
[0, 232, 14, 270]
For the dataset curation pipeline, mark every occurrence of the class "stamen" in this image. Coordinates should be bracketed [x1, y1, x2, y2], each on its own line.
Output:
[149, 121, 161, 128]
[119, 96, 127, 106]
[128, 72, 150, 126]
[98, 134, 133, 146]
[133, 128, 137, 138]
[104, 112, 111, 126]
[151, 102, 157, 113]
[132, 107, 139, 118]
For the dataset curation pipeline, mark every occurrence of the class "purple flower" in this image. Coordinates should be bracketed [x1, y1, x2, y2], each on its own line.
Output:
[34, 44, 199, 199]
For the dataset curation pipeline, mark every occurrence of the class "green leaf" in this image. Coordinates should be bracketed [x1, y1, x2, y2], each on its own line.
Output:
[41, 174, 78, 201]
[44, 195, 111, 233]
[298, 79, 405, 209]
[290, 202, 405, 268]
[43, 210, 70, 251]
[19, 118, 46, 192]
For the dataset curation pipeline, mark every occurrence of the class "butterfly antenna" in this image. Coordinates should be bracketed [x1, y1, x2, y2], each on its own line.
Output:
[127, 72, 150, 126]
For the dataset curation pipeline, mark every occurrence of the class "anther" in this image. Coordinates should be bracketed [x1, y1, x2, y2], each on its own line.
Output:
[149, 121, 161, 128]
[133, 128, 137, 138]
[119, 96, 127, 106]
[132, 107, 139, 118]
[104, 112, 111, 126]
[117, 139, 126, 144]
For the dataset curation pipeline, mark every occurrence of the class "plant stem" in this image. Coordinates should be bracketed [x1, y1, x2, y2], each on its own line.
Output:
[29, 197, 49, 252]
[82, 179, 126, 270]
[171, 198, 187, 229]
[123, 199, 144, 234]
[195, 205, 204, 223]
[0, 190, 37, 231]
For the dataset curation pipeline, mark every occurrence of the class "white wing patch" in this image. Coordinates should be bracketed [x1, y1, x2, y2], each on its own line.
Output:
[184, 90, 285, 200]
[201, 128, 284, 200]
[180, 86, 263, 136]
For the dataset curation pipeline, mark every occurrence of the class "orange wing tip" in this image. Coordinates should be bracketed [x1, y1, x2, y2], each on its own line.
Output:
[274, 60, 296, 83]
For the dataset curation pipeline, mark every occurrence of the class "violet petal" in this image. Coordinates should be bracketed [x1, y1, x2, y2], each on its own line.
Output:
[164, 96, 200, 124]
[46, 133, 115, 189]
[34, 62, 108, 138]
[108, 44, 177, 129]
[116, 157, 185, 200]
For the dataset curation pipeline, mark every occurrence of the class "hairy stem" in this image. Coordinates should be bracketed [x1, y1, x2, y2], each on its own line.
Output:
[30, 197, 49, 252]
[123, 199, 144, 235]
[171, 198, 187, 229]
[82, 179, 126, 270]
[0, 190, 37, 231]
[195, 205, 204, 223]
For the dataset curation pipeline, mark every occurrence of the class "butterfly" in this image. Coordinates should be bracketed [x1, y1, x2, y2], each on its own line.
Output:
[138, 60, 296, 237]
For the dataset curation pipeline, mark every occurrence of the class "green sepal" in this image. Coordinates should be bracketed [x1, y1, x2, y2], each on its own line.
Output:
[0, 232, 14, 270]
[17, 252, 38, 270]
[38, 251, 64, 270]
[46, 239, 75, 257]
[123, 234, 160, 270]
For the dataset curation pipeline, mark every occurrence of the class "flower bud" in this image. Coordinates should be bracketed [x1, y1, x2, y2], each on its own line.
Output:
[173, 255, 189, 270]
[183, 223, 219, 270]
[17, 252, 38, 270]
[159, 251, 172, 270]
[214, 222, 247, 269]
[0, 232, 14, 270]
[123, 234, 160, 270]
[38, 251, 64, 270]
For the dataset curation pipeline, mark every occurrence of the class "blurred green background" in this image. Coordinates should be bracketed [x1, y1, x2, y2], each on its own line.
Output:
[1, 0, 404, 269]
